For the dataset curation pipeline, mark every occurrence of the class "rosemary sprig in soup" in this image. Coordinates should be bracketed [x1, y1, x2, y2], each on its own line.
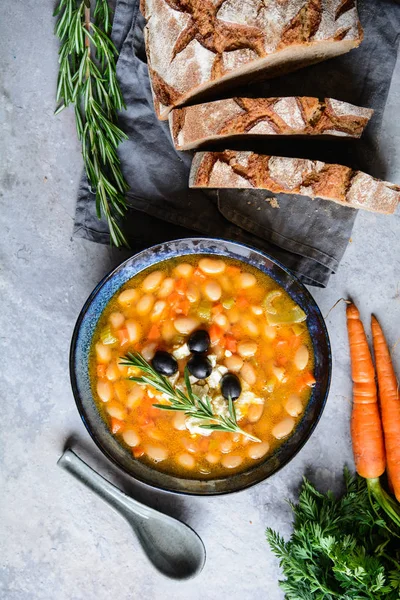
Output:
[120, 352, 261, 443]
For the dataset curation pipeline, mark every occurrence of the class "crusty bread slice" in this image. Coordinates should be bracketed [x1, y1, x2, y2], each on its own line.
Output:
[189, 151, 400, 214]
[141, 0, 363, 120]
[170, 97, 373, 150]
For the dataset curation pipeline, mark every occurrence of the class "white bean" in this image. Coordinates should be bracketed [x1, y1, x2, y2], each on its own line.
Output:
[109, 311, 125, 328]
[221, 455, 243, 469]
[204, 280, 222, 302]
[106, 402, 126, 420]
[272, 417, 295, 439]
[272, 365, 286, 382]
[285, 394, 303, 417]
[238, 273, 256, 289]
[151, 300, 166, 321]
[97, 380, 113, 403]
[174, 317, 199, 335]
[263, 325, 277, 340]
[142, 270, 164, 293]
[247, 403, 264, 423]
[95, 342, 112, 363]
[122, 429, 141, 447]
[251, 306, 263, 316]
[106, 363, 120, 382]
[118, 288, 139, 306]
[225, 354, 243, 372]
[177, 453, 195, 469]
[294, 345, 309, 370]
[243, 319, 259, 337]
[205, 452, 220, 464]
[145, 445, 168, 462]
[126, 385, 145, 408]
[237, 341, 258, 358]
[198, 258, 226, 275]
[142, 343, 157, 361]
[187, 283, 200, 303]
[161, 320, 176, 342]
[214, 313, 229, 329]
[220, 439, 233, 454]
[125, 320, 141, 343]
[174, 263, 193, 278]
[247, 442, 270, 460]
[241, 362, 257, 386]
[136, 294, 155, 316]
[158, 277, 175, 298]
[173, 412, 187, 431]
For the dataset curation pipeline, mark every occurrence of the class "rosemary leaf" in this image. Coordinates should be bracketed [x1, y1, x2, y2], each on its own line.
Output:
[54, 0, 129, 246]
[120, 352, 261, 442]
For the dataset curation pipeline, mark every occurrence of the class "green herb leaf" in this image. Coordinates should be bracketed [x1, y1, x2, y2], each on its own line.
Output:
[120, 352, 261, 442]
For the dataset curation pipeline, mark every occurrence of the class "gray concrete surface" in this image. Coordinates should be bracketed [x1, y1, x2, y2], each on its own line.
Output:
[1, 2, 399, 599]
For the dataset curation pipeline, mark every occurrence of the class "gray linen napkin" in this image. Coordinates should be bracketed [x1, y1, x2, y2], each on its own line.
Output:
[74, 0, 400, 287]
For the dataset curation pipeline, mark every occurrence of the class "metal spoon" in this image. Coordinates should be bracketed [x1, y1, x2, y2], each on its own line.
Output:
[58, 449, 206, 580]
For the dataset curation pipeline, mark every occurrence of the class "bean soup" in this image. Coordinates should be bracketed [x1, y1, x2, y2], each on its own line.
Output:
[90, 256, 315, 478]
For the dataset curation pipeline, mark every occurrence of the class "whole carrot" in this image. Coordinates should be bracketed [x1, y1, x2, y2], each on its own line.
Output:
[371, 316, 400, 502]
[346, 303, 386, 478]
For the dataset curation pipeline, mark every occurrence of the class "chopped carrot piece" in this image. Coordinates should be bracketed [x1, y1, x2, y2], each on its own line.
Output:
[231, 325, 242, 339]
[225, 335, 237, 353]
[176, 298, 190, 316]
[199, 437, 209, 452]
[133, 446, 144, 458]
[211, 303, 223, 315]
[237, 296, 249, 309]
[288, 334, 302, 350]
[226, 265, 241, 276]
[147, 324, 161, 341]
[276, 355, 288, 367]
[117, 328, 129, 347]
[298, 372, 316, 390]
[276, 340, 289, 352]
[110, 418, 125, 434]
[97, 364, 106, 377]
[167, 291, 181, 307]
[175, 278, 187, 295]
[209, 324, 224, 344]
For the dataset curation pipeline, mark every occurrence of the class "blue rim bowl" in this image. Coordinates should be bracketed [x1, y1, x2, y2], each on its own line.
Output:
[70, 237, 331, 495]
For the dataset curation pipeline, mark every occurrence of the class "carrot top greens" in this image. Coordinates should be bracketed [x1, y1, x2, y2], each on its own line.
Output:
[266, 469, 400, 600]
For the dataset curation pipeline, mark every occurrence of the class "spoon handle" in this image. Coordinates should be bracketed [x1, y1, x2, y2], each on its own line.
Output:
[58, 449, 150, 520]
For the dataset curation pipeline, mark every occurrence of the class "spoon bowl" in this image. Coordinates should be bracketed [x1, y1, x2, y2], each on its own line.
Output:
[58, 449, 206, 580]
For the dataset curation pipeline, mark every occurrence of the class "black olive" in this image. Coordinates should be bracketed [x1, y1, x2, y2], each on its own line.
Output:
[187, 354, 212, 379]
[188, 329, 210, 354]
[152, 351, 178, 376]
[221, 373, 242, 400]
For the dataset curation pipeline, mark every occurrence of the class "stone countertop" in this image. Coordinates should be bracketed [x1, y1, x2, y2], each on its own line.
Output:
[1, 2, 399, 599]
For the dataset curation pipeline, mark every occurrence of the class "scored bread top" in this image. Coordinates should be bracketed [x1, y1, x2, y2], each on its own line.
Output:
[189, 151, 400, 215]
[169, 97, 373, 150]
[141, 0, 363, 119]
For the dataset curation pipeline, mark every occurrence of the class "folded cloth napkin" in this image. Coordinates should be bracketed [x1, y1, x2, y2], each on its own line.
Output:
[74, 0, 400, 287]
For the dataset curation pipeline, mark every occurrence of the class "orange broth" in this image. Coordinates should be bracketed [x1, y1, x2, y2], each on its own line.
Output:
[90, 256, 315, 478]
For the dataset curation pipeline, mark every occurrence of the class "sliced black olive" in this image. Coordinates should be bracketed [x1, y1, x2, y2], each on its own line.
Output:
[152, 350, 178, 376]
[221, 373, 242, 400]
[187, 354, 212, 379]
[188, 329, 210, 354]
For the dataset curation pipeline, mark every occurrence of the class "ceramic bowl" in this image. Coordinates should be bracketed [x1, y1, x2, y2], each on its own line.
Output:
[70, 238, 331, 495]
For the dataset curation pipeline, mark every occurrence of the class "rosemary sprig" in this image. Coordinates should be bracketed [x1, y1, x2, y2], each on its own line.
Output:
[119, 352, 261, 443]
[54, 0, 129, 246]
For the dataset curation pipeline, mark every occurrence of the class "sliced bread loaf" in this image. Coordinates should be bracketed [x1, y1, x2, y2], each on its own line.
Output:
[170, 97, 373, 150]
[189, 151, 400, 214]
[141, 0, 363, 120]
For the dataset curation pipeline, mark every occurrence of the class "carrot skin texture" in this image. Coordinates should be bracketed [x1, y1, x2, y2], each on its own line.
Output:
[371, 316, 400, 501]
[346, 303, 386, 478]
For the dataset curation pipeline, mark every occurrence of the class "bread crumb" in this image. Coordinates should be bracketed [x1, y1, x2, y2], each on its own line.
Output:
[266, 197, 280, 208]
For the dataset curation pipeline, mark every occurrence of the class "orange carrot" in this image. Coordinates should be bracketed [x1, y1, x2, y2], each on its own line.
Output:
[225, 335, 237, 353]
[297, 372, 316, 391]
[117, 328, 129, 347]
[209, 324, 224, 344]
[346, 303, 385, 479]
[147, 324, 160, 341]
[226, 265, 241, 276]
[175, 278, 187, 295]
[211, 303, 223, 315]
[371, 315, 400, 501]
